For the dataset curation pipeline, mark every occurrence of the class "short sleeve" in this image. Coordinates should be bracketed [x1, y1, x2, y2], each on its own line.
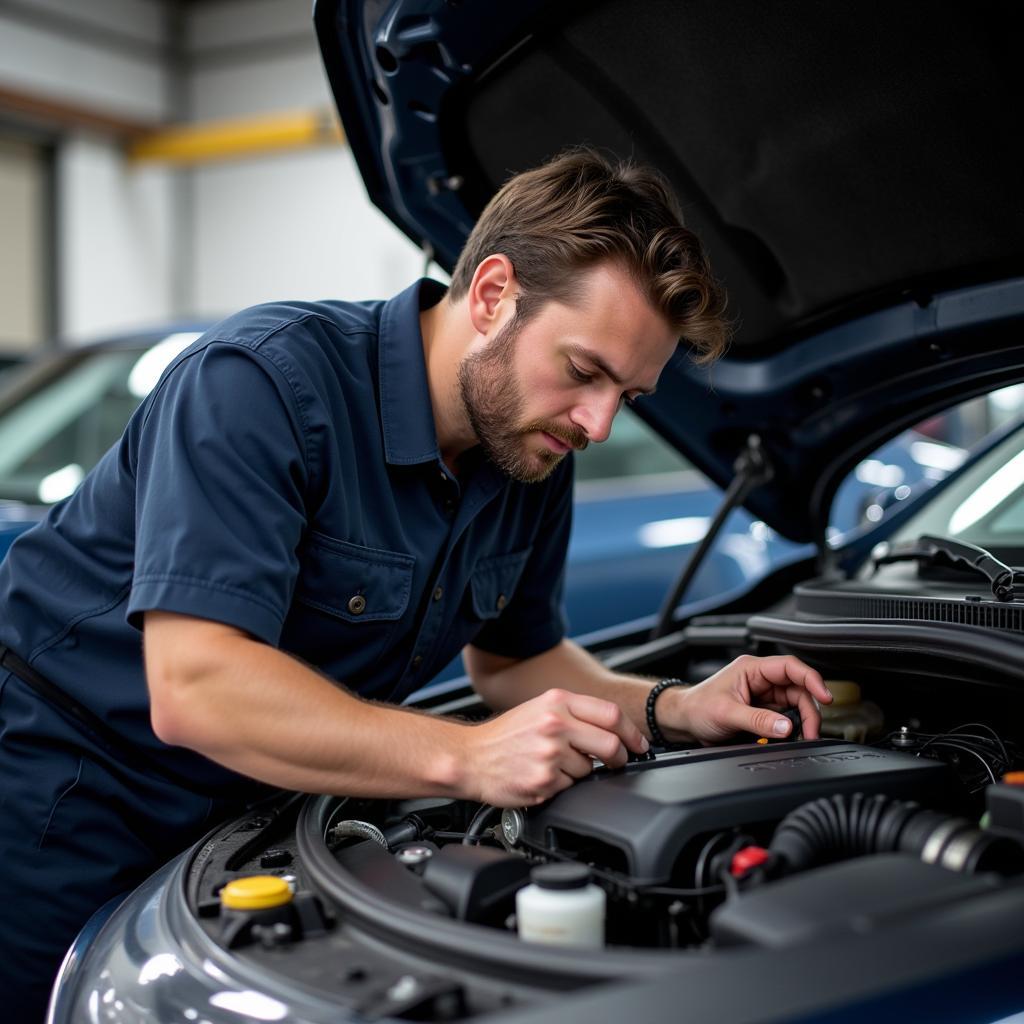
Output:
[126, 341, 309, 644]
[470, 457, 573, 659]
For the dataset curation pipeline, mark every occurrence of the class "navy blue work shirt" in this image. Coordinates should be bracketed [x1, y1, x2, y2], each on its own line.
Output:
[0, 280, 571, 790]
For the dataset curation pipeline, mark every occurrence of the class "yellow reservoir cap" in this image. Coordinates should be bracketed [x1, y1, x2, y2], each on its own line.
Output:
[220, 875, 293, 911]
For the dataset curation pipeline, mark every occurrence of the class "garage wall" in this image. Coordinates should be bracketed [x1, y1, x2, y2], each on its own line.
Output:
[0, 137, 47, 350]
[0, 0, 171, 122]
[0, 0, 177, 343]
[182, 0, 423, 319]
[0, 0, 425, 345]
[57, 136, 178, 341]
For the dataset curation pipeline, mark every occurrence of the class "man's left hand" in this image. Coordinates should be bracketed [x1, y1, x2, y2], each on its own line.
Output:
[658, 655, 833, 744]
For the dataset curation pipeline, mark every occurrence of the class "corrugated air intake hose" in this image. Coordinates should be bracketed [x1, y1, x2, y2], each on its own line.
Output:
[770, 792, 1022, 875]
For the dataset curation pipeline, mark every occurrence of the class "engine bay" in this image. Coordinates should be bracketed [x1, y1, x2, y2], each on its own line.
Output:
[179, 550, 1024, 1018]
[176, 627, 1024, 1023]
[317, 728, 1022, 955]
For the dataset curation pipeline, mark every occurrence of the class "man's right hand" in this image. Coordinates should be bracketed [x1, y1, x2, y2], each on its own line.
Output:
[145, 615, 645, 807]
[462, 688, 649, 806]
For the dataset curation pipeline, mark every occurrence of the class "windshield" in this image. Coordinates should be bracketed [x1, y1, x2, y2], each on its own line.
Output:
[889, 424, 1024, 558]
[0, 333, 201, 504]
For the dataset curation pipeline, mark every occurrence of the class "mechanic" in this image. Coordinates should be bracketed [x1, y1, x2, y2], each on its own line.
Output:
[0, 149, 831, 1021]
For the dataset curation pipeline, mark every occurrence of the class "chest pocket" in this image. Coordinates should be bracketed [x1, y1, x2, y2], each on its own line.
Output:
[288, 533, 416, 680]
[295, 533, 416, 622]
[469, 547, 532, 619]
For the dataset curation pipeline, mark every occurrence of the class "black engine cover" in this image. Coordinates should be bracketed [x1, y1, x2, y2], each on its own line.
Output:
[709, 854, 1004, 948]
[523, 741, 952, 882]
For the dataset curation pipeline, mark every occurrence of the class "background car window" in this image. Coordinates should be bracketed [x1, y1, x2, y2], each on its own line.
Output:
[888, 426, 1024, 554]
[561, 405, 801, 643]
[828, 385, 1024, 542]
[573, 406, 691, 487]
[0, 334, 198, 504]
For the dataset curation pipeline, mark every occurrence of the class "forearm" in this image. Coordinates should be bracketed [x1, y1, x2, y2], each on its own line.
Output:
[146, 619, 471, 799]
[466, 638, 692, 743]
[146, 613, 657, 810]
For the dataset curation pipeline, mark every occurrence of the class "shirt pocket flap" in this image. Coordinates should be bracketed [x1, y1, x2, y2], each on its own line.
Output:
[470, 547, 533, 620]
[296, 533, 415, 623]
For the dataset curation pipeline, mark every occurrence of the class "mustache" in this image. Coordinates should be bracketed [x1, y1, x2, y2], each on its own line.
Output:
[524, 421, 589, 451]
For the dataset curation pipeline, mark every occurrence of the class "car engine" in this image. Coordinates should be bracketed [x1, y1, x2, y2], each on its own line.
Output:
[179, 664, 1024, 1020]
[314, 721, 1023, 955]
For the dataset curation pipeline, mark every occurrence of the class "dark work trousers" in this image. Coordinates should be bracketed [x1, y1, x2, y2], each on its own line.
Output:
[0, 670, 237, 1024]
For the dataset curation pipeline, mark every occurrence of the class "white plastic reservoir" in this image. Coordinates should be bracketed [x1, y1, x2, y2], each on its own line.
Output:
[516, 863, 606, 948]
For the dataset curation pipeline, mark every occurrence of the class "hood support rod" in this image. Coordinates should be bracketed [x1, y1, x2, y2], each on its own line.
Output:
[650, 434, 774, 640]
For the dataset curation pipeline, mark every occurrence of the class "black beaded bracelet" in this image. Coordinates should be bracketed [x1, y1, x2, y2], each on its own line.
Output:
[645, 678, 688, 748]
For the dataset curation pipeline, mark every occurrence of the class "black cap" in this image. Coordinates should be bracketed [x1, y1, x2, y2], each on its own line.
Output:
[530, 863, 592, 890]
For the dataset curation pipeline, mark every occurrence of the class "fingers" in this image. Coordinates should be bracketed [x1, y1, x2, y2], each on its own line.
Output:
[562, 691, 650, 755]
[788, 685, 823, 740]
[516, 744, 592, 805]
[731, 655, 830, 738]
[688, 655, 830, 742]
[534, 691, 637, 768]
[723, 701, 797, 740]
[561, 746, 600, 779]
[470, 689, 640, 806]
[568, 721, 629, 769]
[745, 655, 832, 705]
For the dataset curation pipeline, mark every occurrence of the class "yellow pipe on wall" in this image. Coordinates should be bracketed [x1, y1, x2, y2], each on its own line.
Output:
[128, 108, 344, 165]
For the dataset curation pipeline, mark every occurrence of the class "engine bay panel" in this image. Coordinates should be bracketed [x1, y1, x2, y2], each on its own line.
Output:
[524, 741, 953, 881]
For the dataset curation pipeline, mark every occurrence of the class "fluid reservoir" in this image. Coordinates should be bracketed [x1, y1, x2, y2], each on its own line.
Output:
[819, 680, 884, 742]
[516, 863, 605, 948]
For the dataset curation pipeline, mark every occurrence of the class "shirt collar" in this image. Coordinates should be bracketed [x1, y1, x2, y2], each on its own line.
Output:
[378, 278, 448, 466]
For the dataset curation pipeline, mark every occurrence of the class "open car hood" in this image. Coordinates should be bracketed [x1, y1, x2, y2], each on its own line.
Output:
[315, 0, 1024, 543]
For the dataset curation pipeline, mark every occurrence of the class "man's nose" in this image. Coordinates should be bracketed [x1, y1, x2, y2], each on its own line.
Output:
[571, 393, 619, 444]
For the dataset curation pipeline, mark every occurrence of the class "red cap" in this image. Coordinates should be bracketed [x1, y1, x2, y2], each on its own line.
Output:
[730, 846, 770, 877]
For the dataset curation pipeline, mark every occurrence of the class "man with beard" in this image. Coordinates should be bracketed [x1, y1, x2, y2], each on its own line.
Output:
[0, 149, 831, 1021]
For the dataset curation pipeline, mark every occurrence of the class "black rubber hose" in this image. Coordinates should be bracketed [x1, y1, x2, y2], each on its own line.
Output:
[462, 804, 500, 845]
[770, 793, 1022, 875]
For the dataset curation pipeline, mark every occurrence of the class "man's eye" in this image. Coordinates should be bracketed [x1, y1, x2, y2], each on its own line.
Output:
[567, 362, 593, 384]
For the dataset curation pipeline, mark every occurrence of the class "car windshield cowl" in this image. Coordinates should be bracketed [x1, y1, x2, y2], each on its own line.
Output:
[873, 534, 1024, 603]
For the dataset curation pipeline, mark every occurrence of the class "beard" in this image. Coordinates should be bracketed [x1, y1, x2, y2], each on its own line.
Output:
[457, 313, 588, 483]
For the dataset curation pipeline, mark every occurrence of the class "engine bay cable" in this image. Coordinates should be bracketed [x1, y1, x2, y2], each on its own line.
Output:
[878, 722, 1017, 791]
[513, 832, 727, 898]
[462, 804, 502, 845]
[917, 739, 998, 786]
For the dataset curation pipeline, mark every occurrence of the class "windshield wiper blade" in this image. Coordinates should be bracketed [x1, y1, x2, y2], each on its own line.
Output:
[873, 534, 1024, 602]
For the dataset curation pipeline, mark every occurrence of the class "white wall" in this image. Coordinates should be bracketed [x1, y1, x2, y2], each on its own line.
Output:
[0, 0, 424, 342]
[183, 0, 423, 317]
[0, 0, 171, 122]
[0, 138, 46, 349]
[191, 147, 424, 317]
[58, 134, 176, 341]
[0, 0, 176, 343]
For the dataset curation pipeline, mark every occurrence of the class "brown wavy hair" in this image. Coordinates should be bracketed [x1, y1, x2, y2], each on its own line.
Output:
[450, 148, 729, 362]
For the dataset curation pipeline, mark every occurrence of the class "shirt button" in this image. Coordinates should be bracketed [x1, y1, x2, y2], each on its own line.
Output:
[347, 595, 367, 615]
[411, 655, 423, 670]
[496, 593, 507, 611]
[433, 586, 444, 602]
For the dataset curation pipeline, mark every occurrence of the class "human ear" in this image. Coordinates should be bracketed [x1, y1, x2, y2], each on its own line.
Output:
[467, 254, 518, 336]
